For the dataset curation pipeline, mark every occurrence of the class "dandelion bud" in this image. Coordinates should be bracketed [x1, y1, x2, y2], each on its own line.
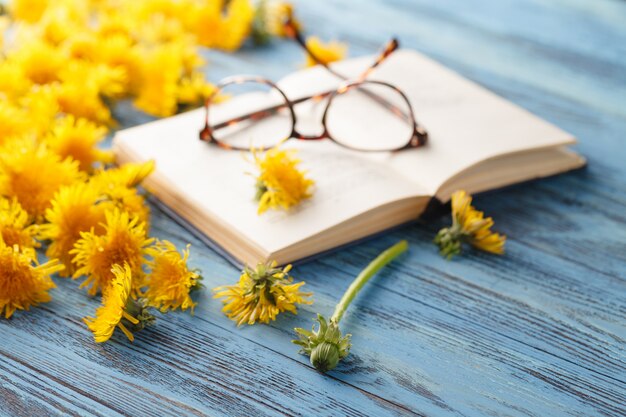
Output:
[293, 314, 351, 373]
[310, 341, 341, 372]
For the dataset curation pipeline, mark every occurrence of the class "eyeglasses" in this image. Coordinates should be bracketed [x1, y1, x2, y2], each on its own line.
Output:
[199, 19, 428, 152]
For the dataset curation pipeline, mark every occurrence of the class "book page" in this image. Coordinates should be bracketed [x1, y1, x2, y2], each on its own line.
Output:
[277, 50, 578, 198]
[114, 108, 426, 255]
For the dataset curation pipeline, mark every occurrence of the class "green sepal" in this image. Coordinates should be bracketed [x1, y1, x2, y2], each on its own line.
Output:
[434, 224, 465, 259]
[190, 269, 205, 293]
[123, 298, 155, 332]
[292, 314, 351, 373]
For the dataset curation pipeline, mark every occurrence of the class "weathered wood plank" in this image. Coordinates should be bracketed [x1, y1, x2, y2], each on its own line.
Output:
[0, 286, 421, 417]
[1, 0, 625, 416]
[1, 245, 624, 416]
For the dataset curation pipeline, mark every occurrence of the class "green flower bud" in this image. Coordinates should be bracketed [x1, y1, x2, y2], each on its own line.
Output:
[310, 341, 340, 372]
[293, 314, 351, 373]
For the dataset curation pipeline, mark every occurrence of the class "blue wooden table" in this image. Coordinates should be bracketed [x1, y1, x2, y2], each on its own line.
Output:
[2, 1, 625, 416]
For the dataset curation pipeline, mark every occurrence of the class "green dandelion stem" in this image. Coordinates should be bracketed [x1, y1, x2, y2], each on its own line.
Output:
[293, 240, 409, 372]
[331, 240, 408, 323]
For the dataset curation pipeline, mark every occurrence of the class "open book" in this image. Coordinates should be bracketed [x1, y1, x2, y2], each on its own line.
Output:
[114, 49, 585, 266]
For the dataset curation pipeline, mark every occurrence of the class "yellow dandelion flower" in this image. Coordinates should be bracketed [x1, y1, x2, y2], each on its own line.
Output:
[100, 185, 151, 226]
[0, 61, 32, 102]
[434, 190, 506, 259]
[125, 0, 188, 23]
[217, 0, 255, 51]
[0, 198, 39, 249]
[90, 34, 142, 93]
[186, 2, 221, 47]
[71, 209, 153, 296]
[270, 2, 302, 38]
[60, 60, 127, 99]
[95, 10, 134, 39]
[56, 81, 114, 126]
[144, 240, 201, 313]
[9, 0, 50, 23]
[40, 182, 107, 276]
[31, 3, 87, 46]
[133, 45, 182, 117]
[20, 86, 61, 139]
[83, 263, 154, 343]
[92, 161, 155, 189]
[0, 140, 83, 221]
[214, 261, 312, 326]
[135, 13, 189, 45]
[0, 101, 30, 146]
[304, 36, 347, 67]
[0, 239, 64, 319]
[192, 0, 254, 51]
[132, 38, 204, 117]
[253, 147, 314, 215]
[10, 40, 64, 85]
[45, 116, 112, 172]
[177, 42, 206, 77]
[177, 73, 216, 106]
[65, 32, 98, 61]
[89, 162, 155, 225]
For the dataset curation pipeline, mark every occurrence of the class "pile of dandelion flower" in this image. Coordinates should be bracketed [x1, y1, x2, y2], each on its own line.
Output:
[0, 0, 292, 343]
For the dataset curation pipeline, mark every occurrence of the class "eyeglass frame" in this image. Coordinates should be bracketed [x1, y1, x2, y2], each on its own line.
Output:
[199, 20, 429, 152]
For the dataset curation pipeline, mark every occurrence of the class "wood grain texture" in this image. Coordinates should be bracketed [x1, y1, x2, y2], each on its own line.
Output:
[1, 0, 625, 416]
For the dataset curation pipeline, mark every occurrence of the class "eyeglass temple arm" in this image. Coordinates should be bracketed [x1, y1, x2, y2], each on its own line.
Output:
[208, 35, 402, 131]
[283, 17, 398, 82]
[204, 26, 419, 136]
[283, 18, 412, 122]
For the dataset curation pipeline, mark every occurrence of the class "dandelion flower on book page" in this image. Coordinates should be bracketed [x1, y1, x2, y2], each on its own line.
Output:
[253, 147, 314, 215]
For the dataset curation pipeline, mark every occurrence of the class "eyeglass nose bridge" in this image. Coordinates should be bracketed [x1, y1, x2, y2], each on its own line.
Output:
[292, 130, 330, 141]
[413, 125, 429, 146]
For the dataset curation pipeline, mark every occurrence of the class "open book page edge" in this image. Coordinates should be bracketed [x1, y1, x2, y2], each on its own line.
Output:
[269, 195, 430, 264]
[435, 146, 586, 202]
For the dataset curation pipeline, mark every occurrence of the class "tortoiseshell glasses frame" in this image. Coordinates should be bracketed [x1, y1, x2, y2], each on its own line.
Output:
[199, 19, 429, 152]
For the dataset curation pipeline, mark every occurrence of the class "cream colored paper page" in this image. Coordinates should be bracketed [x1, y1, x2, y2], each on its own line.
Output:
[114, 108, 425, 255]
[277, 50, 578, 198]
